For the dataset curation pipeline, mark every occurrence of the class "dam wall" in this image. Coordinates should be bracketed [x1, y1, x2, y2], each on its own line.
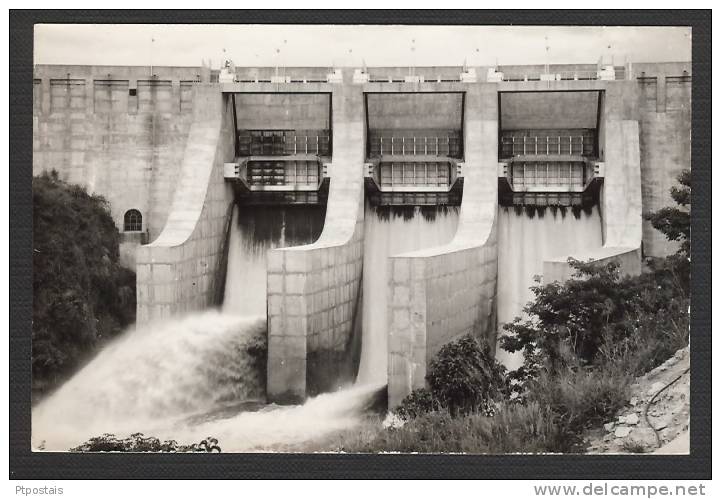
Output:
[635, 63, 692, 257]
[135, 85, 235, 323]
[266, 76, 365, 403]
[33, 63, 691, 268]
[31, 62, 691, 405]
[386, 84, 499, 407]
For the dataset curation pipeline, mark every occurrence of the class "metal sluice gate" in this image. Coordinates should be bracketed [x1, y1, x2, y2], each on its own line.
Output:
[497, 129, 603, 207]
[225, 128, 331, 205]
[364, 129, 464, 206]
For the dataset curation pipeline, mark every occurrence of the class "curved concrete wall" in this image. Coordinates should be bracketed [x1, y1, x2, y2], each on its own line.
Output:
[135, 85, 235, 323]
[387, 83, 499, 407]
[266, 76, 365, 402]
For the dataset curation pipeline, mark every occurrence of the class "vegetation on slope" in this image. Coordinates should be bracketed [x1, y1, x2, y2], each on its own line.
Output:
[32, 171, 136, 397]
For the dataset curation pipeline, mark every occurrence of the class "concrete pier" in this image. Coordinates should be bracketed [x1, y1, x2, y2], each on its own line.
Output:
[386, 84, 499, 407]
[266, 73, 365, 402]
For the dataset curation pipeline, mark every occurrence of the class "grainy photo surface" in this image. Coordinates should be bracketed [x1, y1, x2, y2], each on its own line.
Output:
[30, 24, 692, 455]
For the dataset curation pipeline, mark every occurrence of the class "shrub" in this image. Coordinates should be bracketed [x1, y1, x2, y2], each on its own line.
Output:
[395, 389, 441, 421]
[501, 256, 689, 375]
[527, 359, 632, 436]
[645, 168, 690, 258]
[596, 298, 689, 377]
[70, 433, 221, 452]
[426, 335, 507, 416]
[502, 259, 636, 366]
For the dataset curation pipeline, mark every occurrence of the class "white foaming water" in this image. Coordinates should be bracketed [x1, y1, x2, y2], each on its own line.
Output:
[176, 382, 385, 452]
[33, 205, 385, 452]
[358, 205, 459, 384]
[496, 205, 603, 368]
[32, 311, 267, 450]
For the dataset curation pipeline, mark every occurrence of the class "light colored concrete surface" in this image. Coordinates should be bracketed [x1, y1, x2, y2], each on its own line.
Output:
[234, 93, 331, 130]
[366, 93, 463, 130]
[118, 232, 146, 271]
[135, 85, 235, 323]
[544, 247, 640, 284]
[638, 70, 691, 257]
[267, 72, 365, 402]
[32, 66, 204, 245]
[387, 82, 499, 408]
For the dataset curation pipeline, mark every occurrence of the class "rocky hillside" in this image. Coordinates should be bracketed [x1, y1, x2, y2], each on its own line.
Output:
[586, 347, 690, 454]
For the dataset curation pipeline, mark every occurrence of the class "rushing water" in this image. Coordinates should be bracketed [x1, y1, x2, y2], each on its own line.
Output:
[495, 205, 603, 368]
[358, 205, 460, 384]
[31, 311, 267, 451]
[32, 204, 388, 452]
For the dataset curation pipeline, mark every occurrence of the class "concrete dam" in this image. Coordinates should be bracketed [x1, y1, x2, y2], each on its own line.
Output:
[32, 62, 691, 420]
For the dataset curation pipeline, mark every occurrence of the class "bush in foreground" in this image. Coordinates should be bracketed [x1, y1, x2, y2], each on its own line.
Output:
[70, 433, 221, 453]
[395, 335, 507, 419]
[427, 335, 507, 416]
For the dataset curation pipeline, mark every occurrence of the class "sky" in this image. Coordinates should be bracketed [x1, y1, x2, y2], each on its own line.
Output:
[34, 24, 692, 69]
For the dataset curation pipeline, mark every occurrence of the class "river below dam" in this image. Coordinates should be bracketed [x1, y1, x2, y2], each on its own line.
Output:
[30, 306, 385, 451]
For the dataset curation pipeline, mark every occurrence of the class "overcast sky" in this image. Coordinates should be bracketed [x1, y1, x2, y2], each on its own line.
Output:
[34, 24, 691, 68]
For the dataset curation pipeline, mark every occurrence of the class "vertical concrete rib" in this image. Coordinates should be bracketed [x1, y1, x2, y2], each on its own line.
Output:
[266, 72, 365, 403]
[543, 82, 643, 283]
[135, 84, 235, 323]
[387, 82, 500, 408]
